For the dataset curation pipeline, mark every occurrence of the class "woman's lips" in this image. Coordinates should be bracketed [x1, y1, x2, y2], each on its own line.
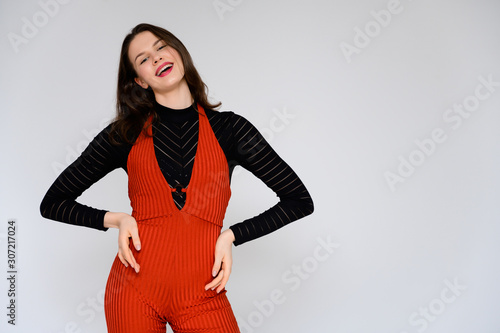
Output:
[156, 62, 174, 77]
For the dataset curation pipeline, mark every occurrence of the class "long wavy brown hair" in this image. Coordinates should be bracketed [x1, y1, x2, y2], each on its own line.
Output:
[109, 23, 221, 144]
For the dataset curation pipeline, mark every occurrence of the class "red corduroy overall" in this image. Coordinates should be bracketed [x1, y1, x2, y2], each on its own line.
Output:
[104, 105, 240, 332]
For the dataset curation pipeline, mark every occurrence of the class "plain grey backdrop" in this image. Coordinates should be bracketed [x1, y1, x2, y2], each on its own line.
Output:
[1, 0, 499, 332]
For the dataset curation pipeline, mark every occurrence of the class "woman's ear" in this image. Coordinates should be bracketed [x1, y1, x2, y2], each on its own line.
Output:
[134, 77, 149, 89]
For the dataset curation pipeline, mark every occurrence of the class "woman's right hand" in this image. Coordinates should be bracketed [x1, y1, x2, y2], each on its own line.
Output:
[104, 212, 141, 273]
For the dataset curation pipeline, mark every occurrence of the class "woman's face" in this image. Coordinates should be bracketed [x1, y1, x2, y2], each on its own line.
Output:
[128, 31, 186, 95]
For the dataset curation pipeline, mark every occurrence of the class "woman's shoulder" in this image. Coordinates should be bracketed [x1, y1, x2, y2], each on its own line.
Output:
[86, 121, 134, 157]
[205, 108, 250, 128]
[205, 108, 235, 118]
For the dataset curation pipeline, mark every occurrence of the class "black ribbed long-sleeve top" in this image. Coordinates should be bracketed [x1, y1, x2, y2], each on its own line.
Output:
[40, 101, 313, 246]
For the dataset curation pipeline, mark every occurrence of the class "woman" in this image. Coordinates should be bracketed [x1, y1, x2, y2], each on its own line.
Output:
[40, 23, 313, 332]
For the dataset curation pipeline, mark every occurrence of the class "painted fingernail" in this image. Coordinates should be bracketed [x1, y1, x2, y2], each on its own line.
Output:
[212, 270, 217, 277]
[136, 244, 141, 251]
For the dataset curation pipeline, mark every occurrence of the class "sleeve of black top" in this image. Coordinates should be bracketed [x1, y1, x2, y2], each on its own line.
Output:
[227, 113, 314, 246]
[39, 124, 129, 231]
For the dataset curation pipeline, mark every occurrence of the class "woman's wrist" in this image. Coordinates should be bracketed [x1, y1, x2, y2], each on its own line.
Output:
[104, 212, 123, 229]
[222, 228, 236, 243]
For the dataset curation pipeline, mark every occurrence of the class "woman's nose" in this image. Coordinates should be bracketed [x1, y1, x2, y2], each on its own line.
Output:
[154, 56, 163, 64]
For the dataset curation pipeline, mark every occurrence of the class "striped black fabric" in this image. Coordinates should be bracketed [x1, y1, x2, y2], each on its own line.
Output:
[40, 102, 314, 246]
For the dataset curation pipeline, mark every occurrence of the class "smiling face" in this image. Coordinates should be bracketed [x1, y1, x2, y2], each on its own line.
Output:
[128, 31, 186, 96]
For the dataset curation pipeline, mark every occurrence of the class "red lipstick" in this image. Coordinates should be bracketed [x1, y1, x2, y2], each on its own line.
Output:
[156, 62, 173, 77]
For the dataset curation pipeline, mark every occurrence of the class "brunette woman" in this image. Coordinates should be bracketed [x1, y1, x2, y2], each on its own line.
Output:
[41, 23, 313, 332]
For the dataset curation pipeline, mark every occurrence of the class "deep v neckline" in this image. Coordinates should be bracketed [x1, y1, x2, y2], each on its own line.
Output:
[127, 103, 231, 225]
[150, 105, 204, 213]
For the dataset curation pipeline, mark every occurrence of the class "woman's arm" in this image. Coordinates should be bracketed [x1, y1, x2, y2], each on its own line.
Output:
[227, 113, 314, 246]
[40, 124, 131, 230]
[205, 112, 314, 291]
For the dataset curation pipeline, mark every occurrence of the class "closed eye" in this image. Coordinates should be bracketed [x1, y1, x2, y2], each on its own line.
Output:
[139, 45, 165, 65]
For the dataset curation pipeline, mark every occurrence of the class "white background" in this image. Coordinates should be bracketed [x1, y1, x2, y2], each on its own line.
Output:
[1, 0, 499, 332]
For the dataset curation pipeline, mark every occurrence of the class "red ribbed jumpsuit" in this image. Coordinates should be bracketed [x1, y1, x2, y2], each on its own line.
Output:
[104, 105, 240, 332]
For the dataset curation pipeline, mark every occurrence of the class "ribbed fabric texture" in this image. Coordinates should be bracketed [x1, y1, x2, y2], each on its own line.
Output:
[105, 105, 239, 332]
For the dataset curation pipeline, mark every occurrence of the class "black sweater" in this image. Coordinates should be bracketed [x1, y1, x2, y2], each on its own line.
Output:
[40, 102, 313, 246]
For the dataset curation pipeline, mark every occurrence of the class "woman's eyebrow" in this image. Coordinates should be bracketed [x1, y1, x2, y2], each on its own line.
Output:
[134, 39, 162, 62]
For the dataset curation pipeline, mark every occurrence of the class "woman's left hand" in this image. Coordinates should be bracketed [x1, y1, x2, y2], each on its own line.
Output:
[205, 229, 235, 293]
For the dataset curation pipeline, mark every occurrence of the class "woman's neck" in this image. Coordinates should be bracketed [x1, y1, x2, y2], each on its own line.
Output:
[154, 79, 193, 109]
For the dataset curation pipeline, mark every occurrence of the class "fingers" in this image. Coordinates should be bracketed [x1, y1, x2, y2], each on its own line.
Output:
[117, 216, 141, 273]
[205, 270, 224, 291]
[211, 255, 222, 278]
[117, 251, 128, 267]
[204, 265, 232, 293]
[216, 259, 232, 293]
[204, 232, 234, 293]
[127, 247, 140, 273]
[118, 234, 130, 267]
[205, 257, 233, 293]
[205, 255, 222, 290]
[130, 225, 141, 251]
[118, 234, 140, 273]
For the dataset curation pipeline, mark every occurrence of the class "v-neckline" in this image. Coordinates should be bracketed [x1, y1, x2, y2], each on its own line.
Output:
[150, 105, 203, 213]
